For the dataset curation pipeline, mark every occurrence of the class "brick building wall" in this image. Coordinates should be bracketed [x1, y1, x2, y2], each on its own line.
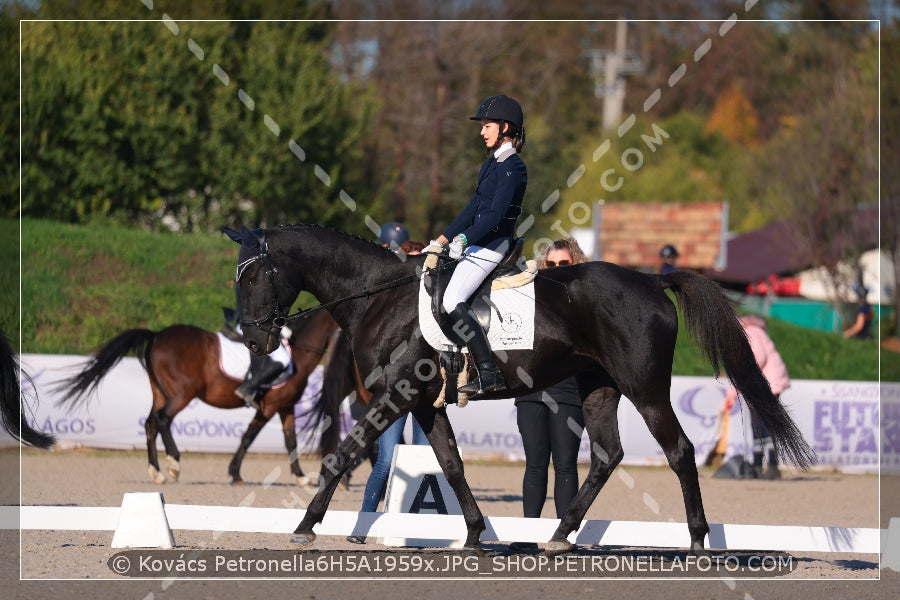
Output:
[595, 201, 727, 271]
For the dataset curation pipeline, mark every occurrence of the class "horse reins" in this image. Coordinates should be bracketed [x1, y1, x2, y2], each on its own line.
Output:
[237, 245, 439, 334]
[238, 240, 570, 337]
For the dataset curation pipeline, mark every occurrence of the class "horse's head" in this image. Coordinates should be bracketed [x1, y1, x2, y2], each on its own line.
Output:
[224, 226, 301, 355]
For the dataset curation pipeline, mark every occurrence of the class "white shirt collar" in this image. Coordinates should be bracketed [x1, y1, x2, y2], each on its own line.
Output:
[493, 141, 514, 158]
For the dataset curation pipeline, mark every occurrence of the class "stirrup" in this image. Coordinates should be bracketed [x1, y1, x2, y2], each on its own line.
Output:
[458, 368, 507, 396]
[235, 384, 259, 409]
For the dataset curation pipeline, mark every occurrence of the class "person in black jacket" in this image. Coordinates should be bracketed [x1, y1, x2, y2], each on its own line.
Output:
[659, 244, 679, 274]
[431, 95, 527, 397]
[510, 238, 586, 552]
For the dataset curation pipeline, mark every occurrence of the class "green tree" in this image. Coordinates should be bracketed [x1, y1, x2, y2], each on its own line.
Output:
[16, 16, 376, 234]
[201, 21, 375, 231]
[20, 21, 212, 225]
[0, 2, 38, 215]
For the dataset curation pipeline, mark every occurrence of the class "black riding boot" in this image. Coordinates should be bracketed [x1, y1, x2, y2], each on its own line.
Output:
[752, 450, 765, 479]
[448, 303, 507, 396]
[235, 355, 285, 408]
[221, 307, 243, 342]
[765, 448, 781, 479]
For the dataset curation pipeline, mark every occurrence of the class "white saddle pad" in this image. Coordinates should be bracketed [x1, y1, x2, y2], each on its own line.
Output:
[418, 275, 535, 352]
[215, 333, 293, 382]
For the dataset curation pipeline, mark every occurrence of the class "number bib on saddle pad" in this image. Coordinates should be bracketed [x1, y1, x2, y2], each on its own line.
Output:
[215, 332, 293, 385]
[417, 273, 536, 352]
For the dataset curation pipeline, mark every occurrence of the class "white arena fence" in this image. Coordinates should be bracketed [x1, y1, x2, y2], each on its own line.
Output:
[5, 354, 895, 475]
[0, 493, 891, 558]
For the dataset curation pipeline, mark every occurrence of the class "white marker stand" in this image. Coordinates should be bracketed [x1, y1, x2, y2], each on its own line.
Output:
[882, 517, 900, 572]
[380, 445, 464, 548]
[111, 492, 175, 549]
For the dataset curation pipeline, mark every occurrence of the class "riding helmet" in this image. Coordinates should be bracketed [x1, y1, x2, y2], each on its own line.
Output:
[376, 221, 409, 247]
[470, 95, 524, 130]
[659, 244, 679, 259]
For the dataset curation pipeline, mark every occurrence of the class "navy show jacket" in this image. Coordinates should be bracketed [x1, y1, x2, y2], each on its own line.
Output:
[442, 149, 527, 252]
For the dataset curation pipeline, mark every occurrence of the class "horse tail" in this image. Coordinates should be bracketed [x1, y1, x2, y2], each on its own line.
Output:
[53, 329, 158, 411]
[0, 329, 56, 449]
[660, 271, 816, 470]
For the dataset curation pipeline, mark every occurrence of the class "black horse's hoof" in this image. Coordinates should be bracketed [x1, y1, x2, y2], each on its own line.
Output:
[462, 543, 485, 557]
[545, 540, 574, 556]
[688, 542, 712, 558]
[291, 532, 316, 546]
[230, 478, 245, 486]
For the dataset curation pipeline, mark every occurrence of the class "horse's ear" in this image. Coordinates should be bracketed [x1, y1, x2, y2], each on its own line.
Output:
[222, 226, 265, 250]
[249, 228, 266, 249]
[222, 227, 243, 244]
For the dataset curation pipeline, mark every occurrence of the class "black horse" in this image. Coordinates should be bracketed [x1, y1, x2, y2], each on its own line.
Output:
[1, 328, 56, 449]
[314, 327, 379, 484]
[226, 224, 814, 555]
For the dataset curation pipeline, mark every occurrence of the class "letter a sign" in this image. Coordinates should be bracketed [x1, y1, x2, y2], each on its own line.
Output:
[381, 445, 464, 547]
[409, 474, 448, 514]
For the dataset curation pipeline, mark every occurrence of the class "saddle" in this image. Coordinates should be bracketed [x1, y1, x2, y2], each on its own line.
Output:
[421, 238, 526, 407]
[424, 237, 526, 340]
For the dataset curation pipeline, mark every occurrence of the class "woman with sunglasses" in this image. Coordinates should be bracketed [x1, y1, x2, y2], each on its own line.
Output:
[509, 236, 587, 550]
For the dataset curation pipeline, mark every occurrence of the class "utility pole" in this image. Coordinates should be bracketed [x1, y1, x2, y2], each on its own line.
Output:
[590, 20, 642, 132]
[602, 19, 627, 132]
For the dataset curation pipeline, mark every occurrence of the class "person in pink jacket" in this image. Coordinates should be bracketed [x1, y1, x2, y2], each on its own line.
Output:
[724, 314, 790, 479]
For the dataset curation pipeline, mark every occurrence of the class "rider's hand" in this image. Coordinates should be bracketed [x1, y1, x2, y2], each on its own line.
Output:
[448, 236, 465, 260]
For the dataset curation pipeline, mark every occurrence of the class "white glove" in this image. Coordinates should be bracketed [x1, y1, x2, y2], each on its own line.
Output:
[448, 236, 465, 260]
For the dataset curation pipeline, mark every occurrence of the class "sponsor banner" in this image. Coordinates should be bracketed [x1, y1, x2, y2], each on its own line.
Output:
[443, 378, 885, 473]
[5, 354, 890, 473]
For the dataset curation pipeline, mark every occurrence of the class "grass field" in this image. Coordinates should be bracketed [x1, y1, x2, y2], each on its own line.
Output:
[3, 218, 894, 380]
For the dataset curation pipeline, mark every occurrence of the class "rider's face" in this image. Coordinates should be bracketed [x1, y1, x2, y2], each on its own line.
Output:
[480, 120, 505, 148]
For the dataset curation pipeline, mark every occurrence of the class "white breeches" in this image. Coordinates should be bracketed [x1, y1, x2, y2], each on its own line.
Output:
[442, 245, 505, 313]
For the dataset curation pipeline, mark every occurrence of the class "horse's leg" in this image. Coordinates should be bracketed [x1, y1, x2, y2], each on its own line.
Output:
[279, 409, 310, 487]
[227, 409, 272, 485]
[154, 407, 182, 482]
[413, 403, 487, 553]
[337, 395, 369, 490]
[144, 407, 166, 485]
[546, 386, 624, 555]
[290, 396, 404, 546]
[634, 399, 710, 555]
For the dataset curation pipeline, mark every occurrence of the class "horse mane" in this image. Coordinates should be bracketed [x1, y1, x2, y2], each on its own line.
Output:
[276, 223, 397, 259]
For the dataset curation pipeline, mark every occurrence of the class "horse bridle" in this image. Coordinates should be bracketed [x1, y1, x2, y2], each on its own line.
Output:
[236, 240, 438, 338]
[235, 246, 306, 338]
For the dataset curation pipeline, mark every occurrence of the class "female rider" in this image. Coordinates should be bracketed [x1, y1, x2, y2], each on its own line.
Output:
[432, 95, 527, 397]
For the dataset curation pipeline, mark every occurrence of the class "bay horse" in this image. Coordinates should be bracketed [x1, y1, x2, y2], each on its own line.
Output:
[226, 224, 815, 555]
[1, 328, 56, 449]
[54, 310, 339, 486]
